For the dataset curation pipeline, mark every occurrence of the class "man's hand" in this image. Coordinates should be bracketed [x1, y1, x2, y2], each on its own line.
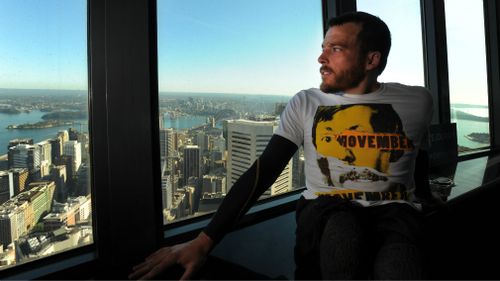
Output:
[128, 232, 214, 280]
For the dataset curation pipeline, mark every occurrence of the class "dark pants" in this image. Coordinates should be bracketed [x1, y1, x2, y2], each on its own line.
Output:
[294, 196, 425, 280]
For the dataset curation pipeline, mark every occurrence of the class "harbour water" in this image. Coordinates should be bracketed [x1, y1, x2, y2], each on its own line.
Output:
[0, 106, 491, 155]
[0, 110, 88, 154]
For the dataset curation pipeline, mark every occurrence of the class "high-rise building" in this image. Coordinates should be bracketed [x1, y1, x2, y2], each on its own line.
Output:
[195, 132, 209, 152]
[10, 168, 28, 196]
[160, 128, 175, 172]
[182, 145, 200, 185]
[161, 174, 178, 211]
[0, 171, 12, 205]
[226, 119, 293, 196]
[63, 141, 82, 173]
[36, 141, 52, 166]
[7, 144, 41, 173]
[50, 138, 63, 160]
[51, 165, 68, 202]
[54, 155, 74, 183]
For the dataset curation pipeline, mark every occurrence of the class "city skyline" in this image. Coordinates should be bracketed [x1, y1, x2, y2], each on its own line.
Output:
[0, 0, 491, 105]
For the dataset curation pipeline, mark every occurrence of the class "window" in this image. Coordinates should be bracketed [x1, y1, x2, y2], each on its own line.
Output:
[0, 0, 92, 271]
[444, 0, 490, 153]
[157, 0, 323, 224]
[357, 0, 426, 86]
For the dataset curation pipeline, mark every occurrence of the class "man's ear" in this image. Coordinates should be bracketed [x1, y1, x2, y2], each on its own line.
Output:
[365, 51, 381, 71]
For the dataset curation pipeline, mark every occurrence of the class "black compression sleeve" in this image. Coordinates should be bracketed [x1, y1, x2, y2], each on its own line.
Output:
[203, 134, 298, 244]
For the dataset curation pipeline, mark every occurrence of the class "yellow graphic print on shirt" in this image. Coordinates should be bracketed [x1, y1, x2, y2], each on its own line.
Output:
[312, 104, 414, 196]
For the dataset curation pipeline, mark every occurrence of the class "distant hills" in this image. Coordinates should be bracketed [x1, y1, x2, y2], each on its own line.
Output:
[452, 109, 488, 122]
[0, 88, 87, 96]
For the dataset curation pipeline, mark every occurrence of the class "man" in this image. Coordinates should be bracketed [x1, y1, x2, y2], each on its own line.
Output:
[129, 11, 433, 280]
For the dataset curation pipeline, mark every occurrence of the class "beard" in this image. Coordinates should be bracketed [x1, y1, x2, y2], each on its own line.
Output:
[320, 60, 366, 93]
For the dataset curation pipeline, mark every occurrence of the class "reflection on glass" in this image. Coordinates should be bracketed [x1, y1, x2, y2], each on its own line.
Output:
[357, 0, 425, 86]
[157, 0, 323, 223]
[0, 0, 92, 270]
[444, 0, 490, 153]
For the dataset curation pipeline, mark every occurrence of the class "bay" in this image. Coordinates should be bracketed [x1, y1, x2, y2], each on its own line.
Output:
[0, 110, 88, 155]
[163, 114, 211, 130]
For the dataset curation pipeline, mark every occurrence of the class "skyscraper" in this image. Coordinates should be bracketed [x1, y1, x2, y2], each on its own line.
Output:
[36, 141, 52, 166]
[8, 144, 41, 173]
[63, 141, 82, 173]
[160, 128, 175, 173]
[182, 145, 200, 184]
[226, 119, 293, 196]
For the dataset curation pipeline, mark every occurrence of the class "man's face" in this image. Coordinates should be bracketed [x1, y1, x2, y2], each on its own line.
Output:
[315, 105, 391, 173]
[318, 22, 367, 93]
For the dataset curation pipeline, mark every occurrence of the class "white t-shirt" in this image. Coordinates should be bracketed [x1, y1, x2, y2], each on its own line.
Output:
[275, 83, 433, 208]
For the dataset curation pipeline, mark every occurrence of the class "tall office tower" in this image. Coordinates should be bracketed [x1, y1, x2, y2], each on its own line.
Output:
[160, 128, 175, 172]
[195, 132, 209, 152]
[159, 114, 164, 129]
[39, 160, 51, 178]
[50, 138, 63, 160]
[226, 119, 293, 196]
[74, 163, 90, 196]
[63, 140, 82, 173]
[58, 130, 69, 143]
[0, 209, 19, 248]
[51, 165, 67, 202]
[161, 174, 174, 210]
[183, 185, 197, 215]
[162, 173, 179, 216]
[10, 168, 28, 196]
[182, 145, 200, 185]
[54, 155, 74, 183]
[0, 171, 13, 204]
[8, 144, 41, 173]
[8, 138, 33, 150]
[36, 141, 52, 166]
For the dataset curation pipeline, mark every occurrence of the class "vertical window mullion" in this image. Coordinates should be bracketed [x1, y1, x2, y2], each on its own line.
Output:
[484, 0, 500, 149]
[421, 0, 451, 125]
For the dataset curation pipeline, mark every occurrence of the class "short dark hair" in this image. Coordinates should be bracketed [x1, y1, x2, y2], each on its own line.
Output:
[328, 11, 391, 75]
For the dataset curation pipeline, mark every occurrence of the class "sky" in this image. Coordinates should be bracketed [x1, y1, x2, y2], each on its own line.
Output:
[0, 0, 87, 90]
[0, 0, 490, 105]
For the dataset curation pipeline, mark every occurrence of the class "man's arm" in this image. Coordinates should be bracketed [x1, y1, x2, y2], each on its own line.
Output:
[129, 134, 298, 280]
[204, 134, 299, 243]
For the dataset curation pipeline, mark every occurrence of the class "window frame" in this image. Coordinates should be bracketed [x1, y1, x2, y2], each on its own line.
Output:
[2, 0, 500, 279]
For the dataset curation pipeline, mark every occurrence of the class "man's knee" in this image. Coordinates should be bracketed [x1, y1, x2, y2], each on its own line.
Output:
[319, 211, 366, 280]
[373, 241, 424, 280]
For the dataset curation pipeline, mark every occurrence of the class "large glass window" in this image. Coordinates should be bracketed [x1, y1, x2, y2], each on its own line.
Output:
[357, 0, 425, 86]
[0, 0, 92, 270]
[157, 0, 323, 223]
[444, 0, 490, 153]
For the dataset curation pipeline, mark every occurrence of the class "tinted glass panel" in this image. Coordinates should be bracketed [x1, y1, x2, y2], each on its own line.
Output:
[157, 0, 323, 223]
[0, 0, 92, 270]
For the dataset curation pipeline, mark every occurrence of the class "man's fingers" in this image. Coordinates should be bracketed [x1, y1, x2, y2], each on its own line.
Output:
[129, 252, 178, 280]
[140, 255, 179, 280]
[179, 265, 194, 281]
[128, 263, 150, 280]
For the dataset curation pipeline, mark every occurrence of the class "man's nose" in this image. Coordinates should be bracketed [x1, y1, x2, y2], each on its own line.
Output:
[318, 50, 327, 64]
